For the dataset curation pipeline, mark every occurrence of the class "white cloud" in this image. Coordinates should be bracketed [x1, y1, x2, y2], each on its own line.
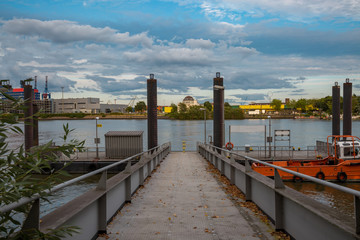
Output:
[1, 19, 153, 47]
[124, 46, 215, 66]
[185, 38, 215, 49]
[176, 0, 360, 21]
[73, 59, 88, 64]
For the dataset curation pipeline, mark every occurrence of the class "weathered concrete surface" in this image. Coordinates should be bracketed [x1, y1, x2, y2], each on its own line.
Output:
[98, 152, 274, 240]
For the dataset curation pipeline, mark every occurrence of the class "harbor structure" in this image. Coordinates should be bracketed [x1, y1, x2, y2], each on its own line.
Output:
[332, 82, 341, 136]
[147, 74, 158, 150]
[343, 78, 352, 136]
[213, 72, 224, 149]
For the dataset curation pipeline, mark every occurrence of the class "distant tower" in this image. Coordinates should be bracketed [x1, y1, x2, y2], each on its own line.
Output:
[34, 76, 37, 89]
[42, 76, 51, 99]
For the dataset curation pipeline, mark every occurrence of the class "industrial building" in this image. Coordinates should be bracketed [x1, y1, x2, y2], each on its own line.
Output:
[100, 103, 127, 113]
[0, 78, 53, 114]
[53, 98, 100, 113]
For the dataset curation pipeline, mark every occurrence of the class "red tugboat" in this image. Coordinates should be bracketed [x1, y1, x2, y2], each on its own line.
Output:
[252, 135, 360, 182]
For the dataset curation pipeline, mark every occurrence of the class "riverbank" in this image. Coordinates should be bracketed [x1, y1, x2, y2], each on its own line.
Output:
[36, 113, 298, 120]
[37, 114, 169, 120]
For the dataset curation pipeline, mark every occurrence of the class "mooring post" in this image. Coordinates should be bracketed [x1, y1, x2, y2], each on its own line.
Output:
[33, 103, 39, 146]
[343, 78, 352, 136]
[332, 82, 340, 138]
[213, 72, 224, 152]
[147, 74, 158, 151]
[24, 84, 33, 152]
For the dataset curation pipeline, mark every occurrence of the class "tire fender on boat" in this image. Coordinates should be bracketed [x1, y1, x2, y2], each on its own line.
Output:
[337, 172, 347, 182]
[293, 176, 303, 182]
[315, 171, 325, 180]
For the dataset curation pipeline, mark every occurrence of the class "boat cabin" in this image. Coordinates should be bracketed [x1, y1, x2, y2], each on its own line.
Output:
[331, 136, 360, 160]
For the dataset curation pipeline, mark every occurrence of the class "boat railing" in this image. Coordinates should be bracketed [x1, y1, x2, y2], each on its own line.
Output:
[199, 143, 360, 235]
[232, 145, 319, 159]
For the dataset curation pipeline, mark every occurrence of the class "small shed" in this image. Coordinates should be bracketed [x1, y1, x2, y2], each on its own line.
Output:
[105, 131, 143, 159]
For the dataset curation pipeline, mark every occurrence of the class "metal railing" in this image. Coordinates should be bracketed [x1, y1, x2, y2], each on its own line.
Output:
[0, 142, 171, 239]
[198, 143, 360, 240]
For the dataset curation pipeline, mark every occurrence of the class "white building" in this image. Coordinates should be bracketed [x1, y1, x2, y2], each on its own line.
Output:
[53, 98, 100, 113]
[182, 96, 199, 108]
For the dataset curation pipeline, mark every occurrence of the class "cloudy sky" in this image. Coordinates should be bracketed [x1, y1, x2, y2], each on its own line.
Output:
[0, 0, 359, 105]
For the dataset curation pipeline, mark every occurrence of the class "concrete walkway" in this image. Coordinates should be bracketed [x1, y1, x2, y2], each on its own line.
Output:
[98, 152, 274, 240]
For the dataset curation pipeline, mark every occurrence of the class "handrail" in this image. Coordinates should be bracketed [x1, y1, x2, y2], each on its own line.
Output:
[0, 142, 170, 214]
[205, 143, 360, 198]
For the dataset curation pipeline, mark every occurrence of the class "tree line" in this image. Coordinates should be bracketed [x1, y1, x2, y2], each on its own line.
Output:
[166, 101, 244, 120]
[270, 95, 360, 115]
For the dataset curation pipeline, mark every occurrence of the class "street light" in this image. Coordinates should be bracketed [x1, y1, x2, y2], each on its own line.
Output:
[95, 117, 100, 160]
[200, 108, 207, 144]
[268, 115, 272, 158]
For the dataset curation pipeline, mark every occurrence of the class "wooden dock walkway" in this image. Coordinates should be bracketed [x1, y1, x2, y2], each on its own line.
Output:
[98, 152, 275, 240]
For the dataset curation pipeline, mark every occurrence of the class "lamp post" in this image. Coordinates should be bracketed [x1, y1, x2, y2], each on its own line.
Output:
[95, 117, 99, 160]
[200, 108, 207, 144]
[268, 115, 272, 158]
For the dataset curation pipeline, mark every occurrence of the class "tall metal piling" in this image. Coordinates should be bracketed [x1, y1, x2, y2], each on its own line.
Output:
[332, 82, 340, 137]
[33, 103, 39, 146]
[343, 78, 352, 136]
[147, 74, 158, 150]
[24, 84, 33, 152]
[213, 72, 224, 150]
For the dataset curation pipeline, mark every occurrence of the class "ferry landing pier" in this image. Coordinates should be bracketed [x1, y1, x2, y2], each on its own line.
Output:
[97, 152, 273, 240]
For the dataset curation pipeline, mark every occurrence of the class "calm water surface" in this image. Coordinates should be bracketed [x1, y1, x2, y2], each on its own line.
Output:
[8, 118, 360, 151]
[6, 119, 360, 218]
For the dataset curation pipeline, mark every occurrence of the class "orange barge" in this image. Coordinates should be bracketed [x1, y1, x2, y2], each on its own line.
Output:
[252, 135, 360, 182]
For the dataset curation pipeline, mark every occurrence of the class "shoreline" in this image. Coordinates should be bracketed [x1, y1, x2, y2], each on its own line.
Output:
[35, 114, 299, 121]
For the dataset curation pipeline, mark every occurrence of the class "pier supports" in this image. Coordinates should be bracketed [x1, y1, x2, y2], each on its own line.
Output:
[147, 74, 158, 150]
[213, 72, 224, 150]
[343, 78, 352, 136]
[332, 82, 340, 137]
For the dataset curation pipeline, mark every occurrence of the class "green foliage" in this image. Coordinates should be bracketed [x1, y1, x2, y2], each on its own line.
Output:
[225, 106, 244, 119]
[38, 113, 87, 119]
[170, 103, 177, 113]
[166, 104, 244, 120]
[178, 103, 187, 113]
[203, 101, 212, 112]
[295, 98, 307, 112]
[134, 101, 146, 112]
[125, 106, 133, 113]
[270, 99, 282, 111]
[0, 93, 85, 239]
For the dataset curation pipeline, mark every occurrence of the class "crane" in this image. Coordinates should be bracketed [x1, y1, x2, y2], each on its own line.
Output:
[42, 76, 51, 99]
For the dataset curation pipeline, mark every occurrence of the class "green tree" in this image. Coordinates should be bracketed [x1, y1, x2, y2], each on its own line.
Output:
[125, 106, 133, 113]
[225, 107, 244, 119]
[295, 98, 307, 112]
[270, 99, 282, 111]
[224, 102, 231, 108]
[203, 101, 212, 112]
[170, 103, 178, 113]
[134, 101, 146, 112]
[0, 92, 84, 239]
[353, 94, 359, 115]
[179, 103, 187, 113]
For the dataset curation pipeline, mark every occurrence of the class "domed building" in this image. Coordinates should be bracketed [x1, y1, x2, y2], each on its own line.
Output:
[182, 96, 199, 108]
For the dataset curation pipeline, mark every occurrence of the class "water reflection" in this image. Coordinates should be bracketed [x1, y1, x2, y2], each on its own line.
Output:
[286, 182, 357, 218]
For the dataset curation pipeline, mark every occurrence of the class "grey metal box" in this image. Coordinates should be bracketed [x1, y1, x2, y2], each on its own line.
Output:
[105, 131, 143, 159]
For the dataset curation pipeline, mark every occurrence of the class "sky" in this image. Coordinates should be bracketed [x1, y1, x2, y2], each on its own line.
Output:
[0, 0, 359, 106]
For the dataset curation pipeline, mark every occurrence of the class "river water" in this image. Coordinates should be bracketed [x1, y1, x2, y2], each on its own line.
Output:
[6, 118, 360, 218]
